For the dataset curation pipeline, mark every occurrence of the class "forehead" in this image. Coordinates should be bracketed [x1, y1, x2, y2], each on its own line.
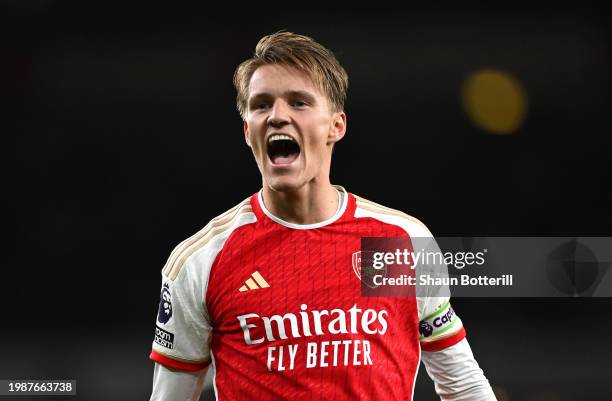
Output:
[248, 64, 322, 99]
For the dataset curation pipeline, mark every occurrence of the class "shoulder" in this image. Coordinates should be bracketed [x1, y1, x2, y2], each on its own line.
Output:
[351, 193, 433, 238]
[161, 197, 257, 281]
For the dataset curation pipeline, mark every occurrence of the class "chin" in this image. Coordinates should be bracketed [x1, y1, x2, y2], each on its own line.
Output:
[266, 175, 304, 193]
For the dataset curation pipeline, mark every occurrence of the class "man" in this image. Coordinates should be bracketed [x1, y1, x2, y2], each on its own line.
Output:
[149, 31, 496, 401]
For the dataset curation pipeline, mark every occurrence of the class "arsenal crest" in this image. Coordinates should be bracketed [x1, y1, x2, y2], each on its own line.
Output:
[352, 251, 386, 289]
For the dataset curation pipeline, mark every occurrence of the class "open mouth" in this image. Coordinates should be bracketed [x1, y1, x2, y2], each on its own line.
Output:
[267, 134, 300, 165]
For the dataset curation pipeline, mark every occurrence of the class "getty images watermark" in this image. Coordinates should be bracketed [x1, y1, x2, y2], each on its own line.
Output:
[369, 246, 511, 287]
[356, 237, 612, 298]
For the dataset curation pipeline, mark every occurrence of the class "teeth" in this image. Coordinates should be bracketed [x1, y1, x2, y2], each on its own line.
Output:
[268, 134, 295, 143]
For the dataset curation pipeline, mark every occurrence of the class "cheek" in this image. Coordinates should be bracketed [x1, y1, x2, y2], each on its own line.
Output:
[304, 129, 330, 164]
[247, 122, 265, 151]
[310, 119, 332, 149]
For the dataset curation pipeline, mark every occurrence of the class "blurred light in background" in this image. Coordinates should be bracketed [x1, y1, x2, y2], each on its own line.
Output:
[462, 69, 528, 135]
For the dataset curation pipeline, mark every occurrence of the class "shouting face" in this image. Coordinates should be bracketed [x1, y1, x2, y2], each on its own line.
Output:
[243, 64, 346, 193]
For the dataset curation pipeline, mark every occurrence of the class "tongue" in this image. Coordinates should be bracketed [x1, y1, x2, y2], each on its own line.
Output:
[271, 152, 299, 165]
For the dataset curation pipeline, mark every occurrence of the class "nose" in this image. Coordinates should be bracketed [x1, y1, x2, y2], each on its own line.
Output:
[267, 100, 290, 127]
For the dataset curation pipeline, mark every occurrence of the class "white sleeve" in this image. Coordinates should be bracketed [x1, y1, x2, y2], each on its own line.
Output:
[150, 256, 213, 371]
[414, 236, 465, 351]
[150, 363, 208, 401]
[421, 338, 497, 401]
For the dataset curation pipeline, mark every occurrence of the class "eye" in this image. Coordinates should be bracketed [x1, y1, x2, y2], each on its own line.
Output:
[255, 103, 270, 110]
[292, 100, 307, 107]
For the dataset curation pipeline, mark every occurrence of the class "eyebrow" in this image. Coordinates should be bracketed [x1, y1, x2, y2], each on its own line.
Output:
[249, 90, 317, 103]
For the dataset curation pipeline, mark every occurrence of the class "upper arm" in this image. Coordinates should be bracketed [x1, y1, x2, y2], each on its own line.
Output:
[150, 255, 215, 372]
[407, 224, 465, 351]
[149, 199, 256, 372]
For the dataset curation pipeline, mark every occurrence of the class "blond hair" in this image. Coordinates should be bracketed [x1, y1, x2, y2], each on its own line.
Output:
[233, 31, 348, 120]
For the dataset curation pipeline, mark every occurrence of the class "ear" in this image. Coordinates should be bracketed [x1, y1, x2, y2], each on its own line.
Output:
[328, 111, 347, 144]
[243, 120, 252, 147]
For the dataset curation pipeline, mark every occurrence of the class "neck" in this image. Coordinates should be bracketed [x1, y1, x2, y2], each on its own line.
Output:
[261, 181, 340, 225]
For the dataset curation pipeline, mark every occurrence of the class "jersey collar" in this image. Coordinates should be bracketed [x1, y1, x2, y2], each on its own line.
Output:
[256, 185, 348, 230]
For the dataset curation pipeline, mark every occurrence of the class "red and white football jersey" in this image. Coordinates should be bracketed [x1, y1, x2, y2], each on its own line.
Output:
[150, 186, 465, 401]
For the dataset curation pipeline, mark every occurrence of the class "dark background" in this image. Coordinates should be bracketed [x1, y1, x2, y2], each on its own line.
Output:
[3, 2, 611, 401]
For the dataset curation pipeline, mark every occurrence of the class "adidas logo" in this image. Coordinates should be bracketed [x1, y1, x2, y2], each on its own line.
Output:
[238, 271, 270, 292]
